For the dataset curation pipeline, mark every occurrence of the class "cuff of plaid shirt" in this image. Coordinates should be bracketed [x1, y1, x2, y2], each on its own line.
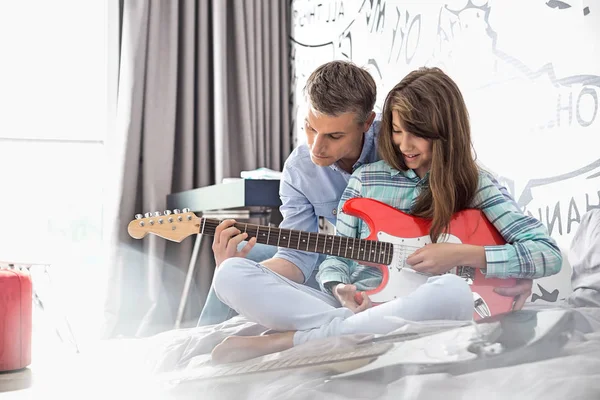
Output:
[483, 245, 517, 278]
[318, 272, 351, 294]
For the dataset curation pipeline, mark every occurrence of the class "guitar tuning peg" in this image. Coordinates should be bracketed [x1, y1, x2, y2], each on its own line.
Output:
[164, 210, 172, 215]
[182, 208, 190, 213]
[144, 212, 152, 218]
[173, 209, 181, 214]
[135, 214, 143, 220]
[153, 211, 161, 217]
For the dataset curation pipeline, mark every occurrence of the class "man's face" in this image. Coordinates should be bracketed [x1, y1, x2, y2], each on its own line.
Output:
[304, 108, 368, 169]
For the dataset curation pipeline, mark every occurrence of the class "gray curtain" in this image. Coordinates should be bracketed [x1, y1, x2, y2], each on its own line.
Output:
[103, 0, 291, 338]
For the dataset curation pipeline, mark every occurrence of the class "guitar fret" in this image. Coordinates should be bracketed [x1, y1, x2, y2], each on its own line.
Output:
[201, 219, 206, 235]
[373, 240, 378, 263]
[386, 243, 390, 263]
[387, 243, 391, 264]
[322, 234, 327, 254]
[296, 231, 301, 249]
[262, 226, 269, 242]
[372, 241, 377, 263]
[344, 237, 348, 258]
[330, 236, 335, 254]
[351, 237, 356, 259]
[337, 236, 342, 258]
[267, 226, 271, 245]
[281, 230, 287, 246]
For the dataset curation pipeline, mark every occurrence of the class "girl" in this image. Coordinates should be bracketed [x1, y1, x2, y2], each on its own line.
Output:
[211, 67, 562, 363]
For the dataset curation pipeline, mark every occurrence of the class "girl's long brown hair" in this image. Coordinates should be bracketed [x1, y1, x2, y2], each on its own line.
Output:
[378, 67, 479, 242]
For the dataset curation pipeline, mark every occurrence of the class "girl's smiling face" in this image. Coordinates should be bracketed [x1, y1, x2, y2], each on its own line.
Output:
[391, 110, 433, 179]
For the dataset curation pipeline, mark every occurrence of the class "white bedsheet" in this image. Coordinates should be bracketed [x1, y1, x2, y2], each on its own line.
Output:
[84, 306, 595, 400]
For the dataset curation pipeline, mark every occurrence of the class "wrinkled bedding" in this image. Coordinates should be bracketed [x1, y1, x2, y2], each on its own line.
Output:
[31, 307, 598, 400]
[94, 304, 597, 400]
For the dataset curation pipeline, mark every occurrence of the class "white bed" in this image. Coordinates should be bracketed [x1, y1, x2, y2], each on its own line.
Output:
[71, 303, 594, 400]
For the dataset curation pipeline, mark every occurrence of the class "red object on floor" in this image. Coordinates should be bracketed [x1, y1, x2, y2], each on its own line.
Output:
[0, 269, 32, 372]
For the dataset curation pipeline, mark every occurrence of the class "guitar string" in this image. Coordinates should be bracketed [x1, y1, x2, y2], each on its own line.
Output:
[203, 221, 431, 246]
[200, 220, 394, 262]
[199, 219, 433, 263]
[200, 220, 431, 250]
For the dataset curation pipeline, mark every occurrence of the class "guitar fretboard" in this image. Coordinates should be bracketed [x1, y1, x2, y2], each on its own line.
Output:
[200, 218, 394, 265]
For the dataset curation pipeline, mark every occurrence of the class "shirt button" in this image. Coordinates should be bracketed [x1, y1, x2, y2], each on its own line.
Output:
[332, 208, 337, 215]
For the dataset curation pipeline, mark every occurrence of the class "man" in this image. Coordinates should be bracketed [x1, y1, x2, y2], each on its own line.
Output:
[198, 60, 380, 325]
[199, 60, 531, 327]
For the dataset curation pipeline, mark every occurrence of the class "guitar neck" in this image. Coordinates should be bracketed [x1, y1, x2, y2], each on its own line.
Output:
[199, 218, 393, 265]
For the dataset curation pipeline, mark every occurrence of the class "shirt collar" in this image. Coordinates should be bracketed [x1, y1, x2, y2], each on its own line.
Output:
[353, 126, 376, 170]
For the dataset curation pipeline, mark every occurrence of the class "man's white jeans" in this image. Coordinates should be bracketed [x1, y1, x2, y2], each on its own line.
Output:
[213, 258, 474, 346]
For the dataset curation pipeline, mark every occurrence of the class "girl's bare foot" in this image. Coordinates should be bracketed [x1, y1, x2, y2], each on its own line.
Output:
[211, 331, 294, 364]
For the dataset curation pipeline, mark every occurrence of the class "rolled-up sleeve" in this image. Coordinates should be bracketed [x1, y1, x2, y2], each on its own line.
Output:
[473, 173, 563, 279]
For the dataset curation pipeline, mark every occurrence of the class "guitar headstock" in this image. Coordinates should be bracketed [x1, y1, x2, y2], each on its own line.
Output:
[127, 208, 201, 242]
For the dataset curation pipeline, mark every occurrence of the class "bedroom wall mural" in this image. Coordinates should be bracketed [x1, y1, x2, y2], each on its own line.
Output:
[290, 0, 600, 303]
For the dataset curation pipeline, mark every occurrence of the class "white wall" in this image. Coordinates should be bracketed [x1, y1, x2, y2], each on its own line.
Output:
[291, 0, 600, 303]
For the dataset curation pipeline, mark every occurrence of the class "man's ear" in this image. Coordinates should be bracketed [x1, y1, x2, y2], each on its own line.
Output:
[363, 111, 376, 132]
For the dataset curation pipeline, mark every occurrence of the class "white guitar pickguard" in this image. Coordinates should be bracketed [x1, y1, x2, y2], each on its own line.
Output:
[369, 231, 463, 303]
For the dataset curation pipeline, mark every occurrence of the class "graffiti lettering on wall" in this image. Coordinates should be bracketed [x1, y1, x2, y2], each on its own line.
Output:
[556, 84, 599, 128]
[292, 0, 346, 27]
[290, 0, 599, 302]
[387, 5, 421, 65]
[528, 189, 600, 237]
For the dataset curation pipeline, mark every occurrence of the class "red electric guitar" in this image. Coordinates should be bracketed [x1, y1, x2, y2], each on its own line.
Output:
[127, 198, 516, 319]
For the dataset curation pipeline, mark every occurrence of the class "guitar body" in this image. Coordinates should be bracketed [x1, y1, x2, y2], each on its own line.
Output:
[343, 197, 517, 319]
